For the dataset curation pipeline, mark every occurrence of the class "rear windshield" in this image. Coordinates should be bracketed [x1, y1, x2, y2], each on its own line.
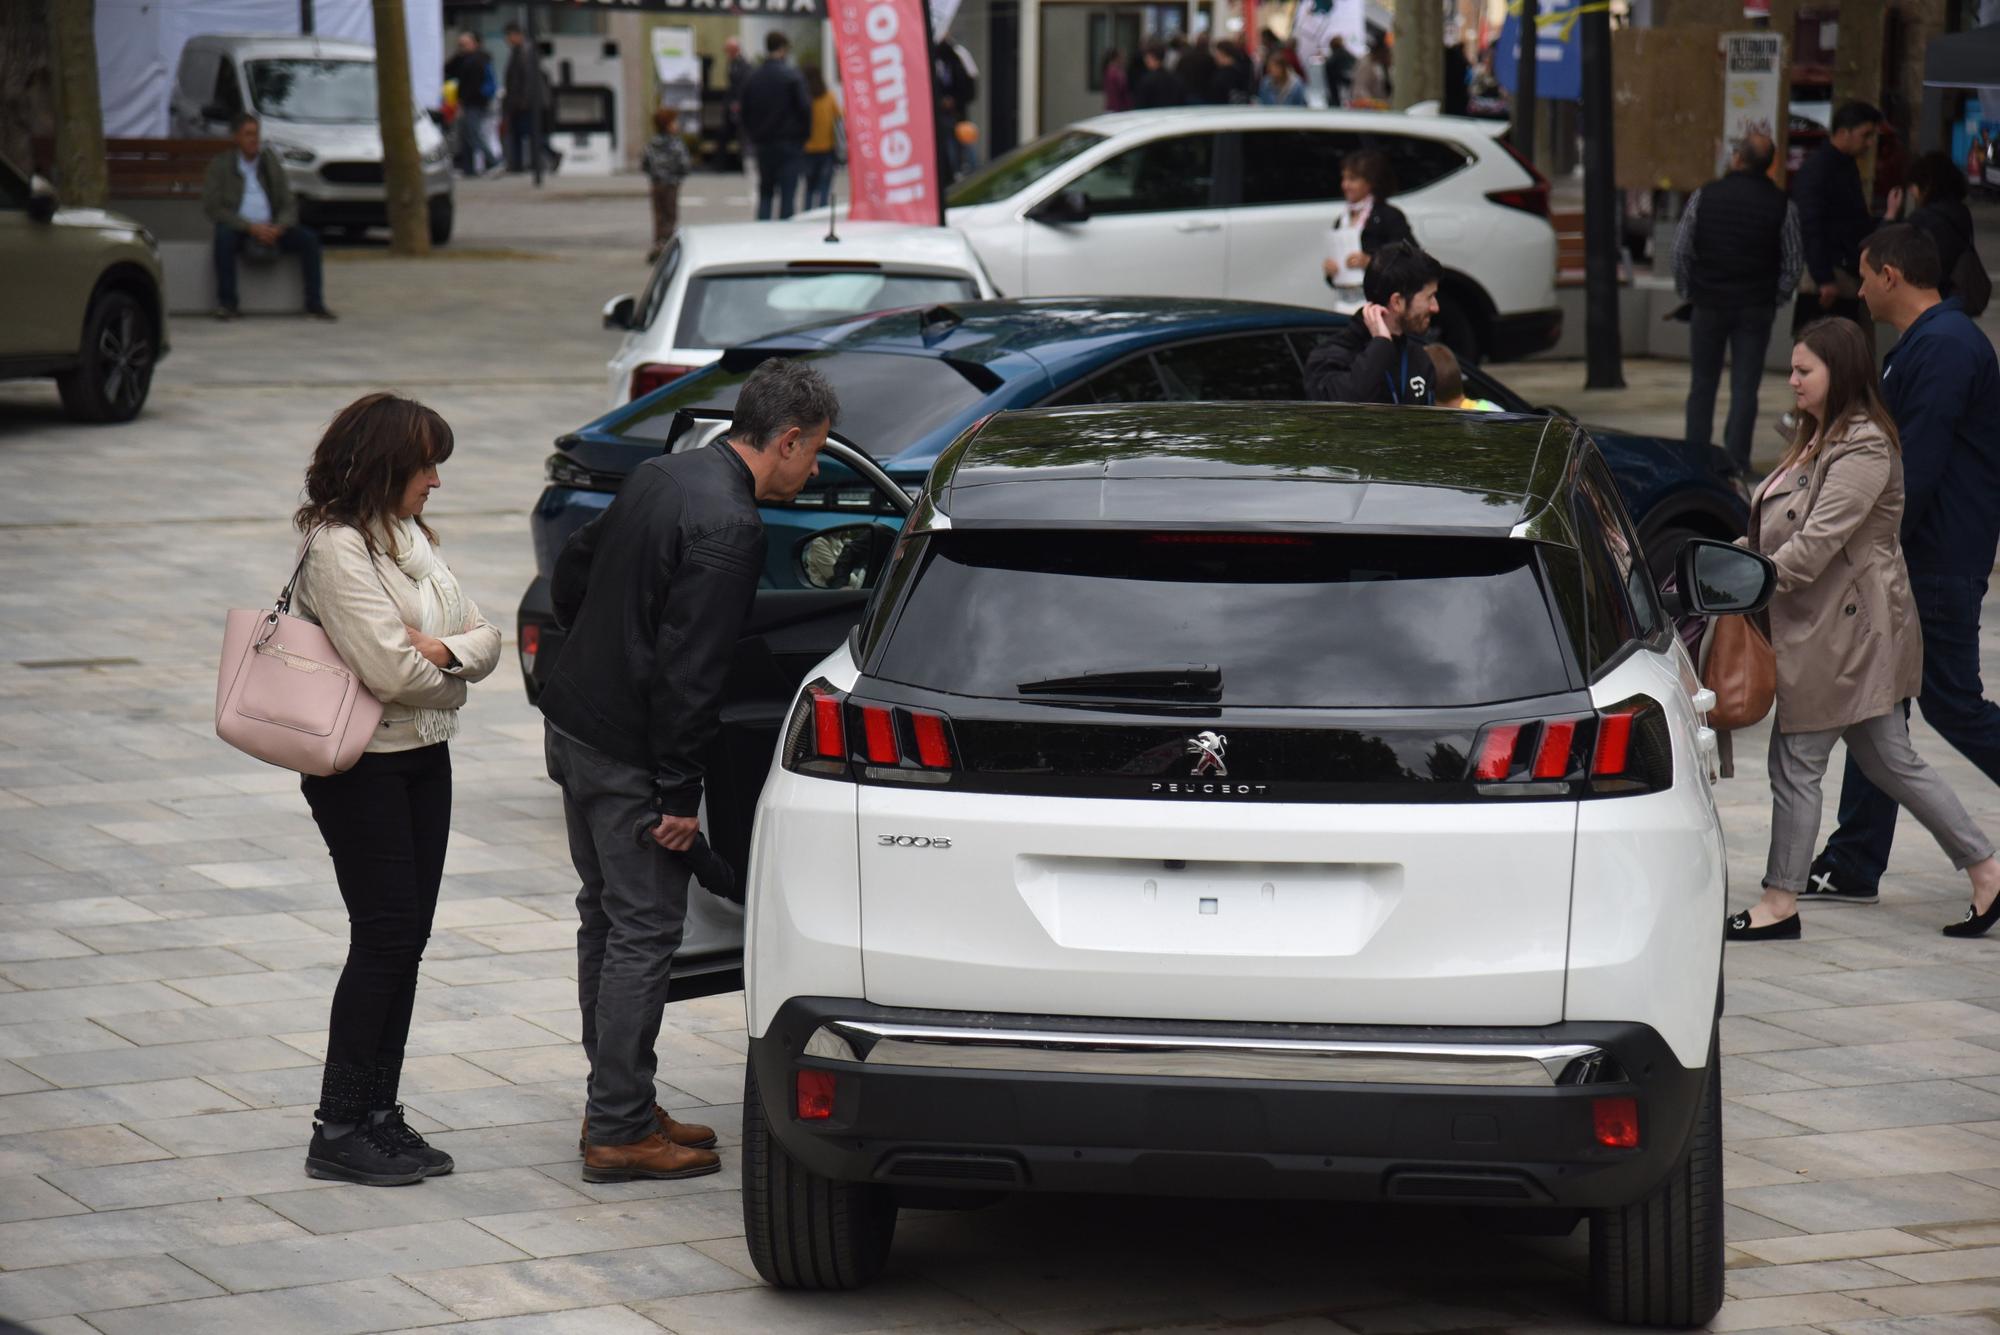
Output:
[872, 531, 1573, 708]
[615, 351, 991, 459]
[674, 271, 980, 350]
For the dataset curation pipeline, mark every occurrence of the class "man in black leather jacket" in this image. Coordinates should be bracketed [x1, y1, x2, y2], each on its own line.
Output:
[540, 358, 836, 1183]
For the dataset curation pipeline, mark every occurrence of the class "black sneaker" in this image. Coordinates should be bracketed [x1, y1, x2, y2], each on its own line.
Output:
[214, 306, 241, 321]
[370, 1105, 454, 1177]
[305, 1120, 428, 1185]
[1798, 856, 1880, 904]
[305, 305, 339, 322]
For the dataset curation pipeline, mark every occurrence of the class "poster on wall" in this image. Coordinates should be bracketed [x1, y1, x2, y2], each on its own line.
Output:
[651, 26, 702, 116]
[1719, 31, 1783, 173]
[829, 0, 942, 225]
[1952, 100, 2000, 191]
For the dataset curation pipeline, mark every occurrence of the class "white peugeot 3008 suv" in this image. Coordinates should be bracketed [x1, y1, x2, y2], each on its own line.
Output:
[740, 402, 1775, 1327]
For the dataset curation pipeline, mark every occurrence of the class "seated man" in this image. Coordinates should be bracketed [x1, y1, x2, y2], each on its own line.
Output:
[202, 114, 335, 321]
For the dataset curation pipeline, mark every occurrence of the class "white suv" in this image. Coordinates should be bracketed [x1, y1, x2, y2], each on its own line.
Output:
[944, 108, 1561, 362]
[740, 402, 1776, 1326]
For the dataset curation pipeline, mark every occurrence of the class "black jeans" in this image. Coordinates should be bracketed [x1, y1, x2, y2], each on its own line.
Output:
[301, 744, 451, 1120]
[1685, 303, 1778, 473]
[755, 142, 803, 220]
[1824, 574, 2000, 889]
[212, 223, 324, 312]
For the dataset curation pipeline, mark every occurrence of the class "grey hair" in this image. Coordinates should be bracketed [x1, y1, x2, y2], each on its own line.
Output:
[732, 358, 840, 451]
[1734, 133, 1775, 175]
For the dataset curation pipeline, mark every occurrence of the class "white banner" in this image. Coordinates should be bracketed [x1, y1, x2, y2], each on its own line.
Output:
[1720, 31, 1784, 174]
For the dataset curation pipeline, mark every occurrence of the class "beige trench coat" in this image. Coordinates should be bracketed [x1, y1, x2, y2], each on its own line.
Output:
[1748, 414, 1922, 734]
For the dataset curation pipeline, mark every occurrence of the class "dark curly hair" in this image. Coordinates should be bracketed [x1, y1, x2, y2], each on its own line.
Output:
[294, 392, 455, 558]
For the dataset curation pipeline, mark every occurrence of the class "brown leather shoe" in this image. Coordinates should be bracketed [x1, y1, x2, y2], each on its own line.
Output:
[581, 1132, 721, 1183]
[579, 1103, 718, 1155]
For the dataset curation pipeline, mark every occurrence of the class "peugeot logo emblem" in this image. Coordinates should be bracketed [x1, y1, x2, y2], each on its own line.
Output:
[1186, 731, 1228, 777]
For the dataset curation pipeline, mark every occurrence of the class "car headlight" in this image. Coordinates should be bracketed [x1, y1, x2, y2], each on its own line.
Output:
[267, 141, 316, 165]
[422, 142, 450, 166]
[135, 225, 159, 258]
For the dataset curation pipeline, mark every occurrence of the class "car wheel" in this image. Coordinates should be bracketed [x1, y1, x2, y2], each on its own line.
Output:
[741, 1062, 896, 1290]
[429, 196, 454, 246]
[56, 289, 154, 424]
[1588, 1023, 1723, 1327]
[1436, 301, 1481, 364]
[1642, 524, 1705, 595]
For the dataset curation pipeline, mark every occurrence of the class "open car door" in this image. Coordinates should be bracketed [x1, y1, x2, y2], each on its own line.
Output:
[662, 423, 913, 1002]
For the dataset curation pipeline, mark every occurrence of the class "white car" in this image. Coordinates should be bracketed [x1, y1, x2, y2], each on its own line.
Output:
[601, 222, 998, 406]
[945, 106, 1561, 361]
[738, 401, 1777, 1326]
[170, 35, 456, 244]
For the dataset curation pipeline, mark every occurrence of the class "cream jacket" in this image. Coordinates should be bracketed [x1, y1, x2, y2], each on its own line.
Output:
[292, 523, 502, 752]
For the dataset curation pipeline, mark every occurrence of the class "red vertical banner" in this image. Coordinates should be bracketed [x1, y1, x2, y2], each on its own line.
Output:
[830, 0, 943, 224]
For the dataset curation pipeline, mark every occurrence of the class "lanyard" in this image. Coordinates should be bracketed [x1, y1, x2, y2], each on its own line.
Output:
[1384, 340, 1409, 404]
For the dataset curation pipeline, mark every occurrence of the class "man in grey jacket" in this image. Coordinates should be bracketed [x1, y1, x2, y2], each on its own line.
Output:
[201, 114, 333, 321]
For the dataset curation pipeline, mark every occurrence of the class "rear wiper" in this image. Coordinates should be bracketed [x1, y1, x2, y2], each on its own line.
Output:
[1016, 665, 1222, 697]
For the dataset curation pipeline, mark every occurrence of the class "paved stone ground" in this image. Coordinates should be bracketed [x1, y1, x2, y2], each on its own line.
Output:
[5, 173, 2000, 1333]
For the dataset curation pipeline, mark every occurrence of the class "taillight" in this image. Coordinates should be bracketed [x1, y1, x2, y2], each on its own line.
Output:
[1467, 696, 1671, 796]
[1593, 1096, 1641, 1148]
[1486, 185, 1551, 217]
[629, 362, 697, 400]
[780, 679, 957, 784]
[518, 623, 540, 674]
[796, 1070, 837, 1120]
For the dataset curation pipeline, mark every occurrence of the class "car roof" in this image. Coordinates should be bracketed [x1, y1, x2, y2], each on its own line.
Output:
[926, 402, 1576, 537]
[184, 35, 375, 59]
[1063, 105, 1510, 145]
[675, 221, 985, 272]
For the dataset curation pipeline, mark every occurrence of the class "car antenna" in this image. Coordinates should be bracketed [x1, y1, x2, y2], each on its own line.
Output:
[825, 166, 840, 244]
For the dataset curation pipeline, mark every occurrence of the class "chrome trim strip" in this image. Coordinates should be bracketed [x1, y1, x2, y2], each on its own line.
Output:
[805, 1021, 1603, 1088]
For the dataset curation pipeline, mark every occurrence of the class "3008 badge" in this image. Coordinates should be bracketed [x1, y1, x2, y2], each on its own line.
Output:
[878, 834, 951, 849]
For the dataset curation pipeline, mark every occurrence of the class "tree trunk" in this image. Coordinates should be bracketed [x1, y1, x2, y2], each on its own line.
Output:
[0, 0, 51, 173]
[1393, 0, 1444, 110]
[372, 0, 430, 257]
[48, 0, 106, 208]
[1832, 0, 1885, 198]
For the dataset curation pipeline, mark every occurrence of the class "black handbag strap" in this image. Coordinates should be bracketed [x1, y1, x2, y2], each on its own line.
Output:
[275, 524, 329, 614]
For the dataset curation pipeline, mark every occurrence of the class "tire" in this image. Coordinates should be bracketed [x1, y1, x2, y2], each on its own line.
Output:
[56, 289, 155, 424]
[741, 1062, 896, 1289]
[1588, 1025, 1723, 1328]
[1642, 523, 1705, 596]
[1435, 299, 1482, 364]
[429, 196, 454, 246]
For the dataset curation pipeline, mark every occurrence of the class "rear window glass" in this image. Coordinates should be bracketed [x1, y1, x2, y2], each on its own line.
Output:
[673, 271, 980, 350]
[871, 531, 1572, 707]
[614, 351, 989, 459]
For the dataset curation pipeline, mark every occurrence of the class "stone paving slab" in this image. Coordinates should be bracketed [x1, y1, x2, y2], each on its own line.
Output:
[2, 179, 2000, 1333]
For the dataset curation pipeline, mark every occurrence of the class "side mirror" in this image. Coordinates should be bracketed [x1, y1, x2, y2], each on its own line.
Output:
[602, 293, 636, 331]
[1672, 538, 1775, 616]
[797, 523, 893, 591]
[1028, 188, 1090, 225]
[26, 175, 57, 223]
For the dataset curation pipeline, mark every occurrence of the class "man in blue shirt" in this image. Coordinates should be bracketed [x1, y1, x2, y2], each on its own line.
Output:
[200, 114, 333, 321]
[1806, 224, 2000, 904]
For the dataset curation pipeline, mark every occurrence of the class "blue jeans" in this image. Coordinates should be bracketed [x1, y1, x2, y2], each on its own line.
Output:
[213, 222, 324, 311]
[1823, 573, 2000, 887]
[455, 105, 495, 174]
[755, 143, 802, 220]
[802, 151, 835, 210]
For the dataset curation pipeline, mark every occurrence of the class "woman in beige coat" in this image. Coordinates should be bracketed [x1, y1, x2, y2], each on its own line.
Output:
[1731, 319, 2000, 942]
[290, 393, 501, 1182]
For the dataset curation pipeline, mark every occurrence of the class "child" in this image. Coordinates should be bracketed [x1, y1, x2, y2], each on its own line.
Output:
[1426, 344, 1501, 411]
[642, 107, 692, 263]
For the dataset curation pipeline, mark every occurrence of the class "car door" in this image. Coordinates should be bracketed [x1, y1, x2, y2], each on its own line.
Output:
[1220, 127, 1358, 307]
[665, 435, 913, 1001]
[1021, 132, 1227, 298]
[0, 160, 101, 362]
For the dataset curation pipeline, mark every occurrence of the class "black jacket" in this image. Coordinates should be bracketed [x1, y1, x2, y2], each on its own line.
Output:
[1911, 198, 1976, 301]
[1792, 142, 1874, 285]
[1687, 168, 1793, 307]
[1322, 200, 1413, 291]
[1134, 66, 1186, 109]
[502, 44, 546, 113]
[445, 51, 492, 109]
[740, 58, 810, 147]
[540, 443, 768, 816]
[1305, 322, 1436, 406]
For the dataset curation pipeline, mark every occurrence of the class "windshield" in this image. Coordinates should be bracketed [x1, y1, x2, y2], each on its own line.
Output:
[872, 532, 1572, 707]
[947, 130, 1105, 207]
[674, 271, 980, 350]
[247, 59, 378, 123]
[615, 351, 992, 461]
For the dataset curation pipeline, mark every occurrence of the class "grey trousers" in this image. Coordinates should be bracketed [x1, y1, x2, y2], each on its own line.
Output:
[545, 725, 691, 1147]
[1766, 707, 1993, 893]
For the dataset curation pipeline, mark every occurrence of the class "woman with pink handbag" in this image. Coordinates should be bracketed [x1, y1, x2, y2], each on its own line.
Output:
[288, 393, 500, 1185]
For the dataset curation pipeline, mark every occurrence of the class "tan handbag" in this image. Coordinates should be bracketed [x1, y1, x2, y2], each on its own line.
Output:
[1699, 613, 1775, 731]
[215, 526, 383, 777]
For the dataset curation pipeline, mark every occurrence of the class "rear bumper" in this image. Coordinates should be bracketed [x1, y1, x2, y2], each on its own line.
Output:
[517, 574, 560, 703]
[752, 998, 1705, 1209]
[1485, 307, 1564, 362]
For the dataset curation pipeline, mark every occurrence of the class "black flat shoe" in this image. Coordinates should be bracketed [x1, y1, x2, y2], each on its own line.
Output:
[1943, 897, 2000, 938]
[1726, 910, 1801, 941]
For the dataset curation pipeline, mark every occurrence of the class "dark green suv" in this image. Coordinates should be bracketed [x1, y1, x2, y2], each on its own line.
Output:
[0, 154, 168, 422]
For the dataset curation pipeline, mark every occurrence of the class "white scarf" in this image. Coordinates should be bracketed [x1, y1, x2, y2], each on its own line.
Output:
[391, 517, 469, 745]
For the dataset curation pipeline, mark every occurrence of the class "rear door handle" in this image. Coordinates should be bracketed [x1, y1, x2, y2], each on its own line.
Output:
[1173, 218, 1222, 233]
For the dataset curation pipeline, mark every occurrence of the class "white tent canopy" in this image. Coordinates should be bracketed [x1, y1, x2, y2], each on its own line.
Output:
[97, 0, 443, 139]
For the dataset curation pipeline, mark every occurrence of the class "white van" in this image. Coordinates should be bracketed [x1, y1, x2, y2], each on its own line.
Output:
[170, 35, 456, 244]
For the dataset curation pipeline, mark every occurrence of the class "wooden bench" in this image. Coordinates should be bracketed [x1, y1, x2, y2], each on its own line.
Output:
[1553, 209, 1587, 289]
[32, 137, 217, 204]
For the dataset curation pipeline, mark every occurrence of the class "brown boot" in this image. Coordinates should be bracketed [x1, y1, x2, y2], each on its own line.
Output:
[579, 1103, 718, 1155]
[581, 1132, 721, 1183]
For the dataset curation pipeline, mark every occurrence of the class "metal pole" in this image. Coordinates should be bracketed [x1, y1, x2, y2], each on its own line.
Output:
[301, 0, 314, 36]
[1580, 1, 1623, 388]
[527, 3, 545, 187]
[1513, 0, 1537, 170]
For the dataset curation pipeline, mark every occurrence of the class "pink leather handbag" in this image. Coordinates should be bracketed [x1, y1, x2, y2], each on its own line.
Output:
[215, 526, 383, 777]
